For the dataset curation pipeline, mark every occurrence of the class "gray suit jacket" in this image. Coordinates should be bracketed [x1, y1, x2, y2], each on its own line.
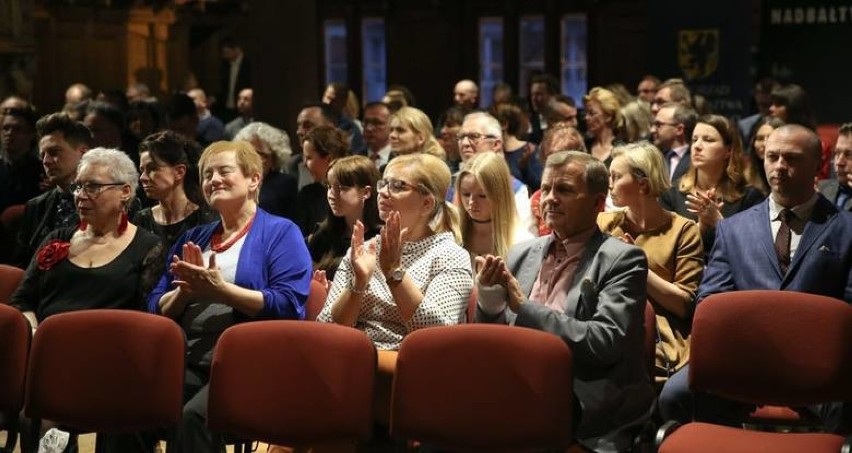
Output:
[476, 229, 655, 451]
[818, 179, 852, 212]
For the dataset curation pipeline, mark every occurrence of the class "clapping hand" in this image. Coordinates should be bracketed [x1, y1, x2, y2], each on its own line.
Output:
[686, 188, 723, 229]
[312, 269, 330, 292]
[349, 220, 377, 289]
[170, 242, 225, 299]
[378, 211, 408, 278]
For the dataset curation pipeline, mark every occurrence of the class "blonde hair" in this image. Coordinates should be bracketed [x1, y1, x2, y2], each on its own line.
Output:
[455, 152, 518, 258]
[611, 141, 671, 197]
[620, 101, 653, 143]
[199, 140, 263, 202]
[390, 107, 446, 160]
[584, 87, 625, 137]
[386, 153, 460, 243]
[344, 90, 361, 122]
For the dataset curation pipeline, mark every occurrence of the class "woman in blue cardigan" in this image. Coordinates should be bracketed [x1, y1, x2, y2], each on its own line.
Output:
[148, 140, 312, 453]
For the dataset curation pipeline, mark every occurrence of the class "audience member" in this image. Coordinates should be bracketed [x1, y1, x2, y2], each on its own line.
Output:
[475, 150, 654, 452]
[149, 140, 311, 453]
[620, 100, 653, 143]
[234, 122, 298, 220]
[527, 73, 560, 144]
[308, 155, 381, 281]
[127, 100, 165, 143]
[543, 94, 579, 128]
[84, 100, 139, 165]
[455, 152, 532, 262]
[296, 125, 350, 235]
[290, 103, 335, 189]
[598, 142, 703, 386]
[224, 88, 253, 139]
[63, 82, 93, 120]
[659, 124, 852, 432]
[166, 93, 201, 146]
[661, 114, 765, 253]
[491, 102, 539, 189]
[652, 102, 698, 183]
[387, 106, 445, 162]
[218, 35, 251, 121]
[818, 122, 852, 211]
[13, 113, 92, 267]
[530, 124, 587, 236]
[436, 106, 465, 173]
[453, 79, 480, 113]
[748, 116, 784, 193]
[636, 75, 660, 104]
[134, 131, 216, 248]
[126, 82, 153, 103]
[0, 106, 44, 214]
[362, 101, 392, 169]
[651, 78, 692, 115]
[322, 82, 366, 155]
[584, 87, 625, 167]
[318, 152, 471, 350]
[382, 84, 416, 112]
[738, 77, 779, 146]
[187, 88, 227, 146]
[606, 82, 634, 108]
[13, 147, 163, 453]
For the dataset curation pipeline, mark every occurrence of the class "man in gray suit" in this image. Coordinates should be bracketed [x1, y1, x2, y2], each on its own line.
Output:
[818, 122, 852, 212]
[475, 151, 654, 452]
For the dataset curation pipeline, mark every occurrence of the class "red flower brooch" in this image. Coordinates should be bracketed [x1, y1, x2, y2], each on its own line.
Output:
[37, 240, 71, 271]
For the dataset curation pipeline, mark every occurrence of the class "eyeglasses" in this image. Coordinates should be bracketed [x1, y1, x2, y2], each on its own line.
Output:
[324, 182, 353, 194]
[652, 121, 679, 128]
[70, 182, 125, 197]
[377, 178, 423, 195]
[456, 132, 497, 143]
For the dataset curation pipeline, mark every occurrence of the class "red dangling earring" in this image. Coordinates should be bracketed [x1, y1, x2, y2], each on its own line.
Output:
[77, 220, 88, 231]
[117, 211, 129, 234]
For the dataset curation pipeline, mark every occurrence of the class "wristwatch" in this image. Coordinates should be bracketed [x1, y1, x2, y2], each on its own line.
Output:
[387, 267, 405, 284]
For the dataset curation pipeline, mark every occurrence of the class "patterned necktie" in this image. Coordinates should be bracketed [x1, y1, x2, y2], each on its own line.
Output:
[774, 209, 793, 274]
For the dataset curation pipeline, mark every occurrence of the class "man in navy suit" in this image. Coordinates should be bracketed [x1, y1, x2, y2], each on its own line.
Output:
[818, 123, 852, 212]
[659, 124, 852, 429]
[651, 102, 696, 183]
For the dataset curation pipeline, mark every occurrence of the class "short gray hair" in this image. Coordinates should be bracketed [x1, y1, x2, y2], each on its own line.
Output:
[545, 150, 609, 196]
[463, 111, 502, 138]
[77, 147, 139, 200]
[234, 122, 293, 171]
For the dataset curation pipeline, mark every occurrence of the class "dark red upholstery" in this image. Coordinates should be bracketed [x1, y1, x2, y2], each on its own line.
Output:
[0, 264, 25, 304]
[465, 285, 478, 323]
[689, 290, 852, 405]
[658, 290, 851, 452]
[208, 321, 376, 446]
[0, 204, 25, 230]
[304, 278, 328, 321]
[390, 324, 574, 451]
[0, 304, 29, 448]
[643, 301, 656, 382]
[659, 422, 844, 453]
[24, 310, 185, 432]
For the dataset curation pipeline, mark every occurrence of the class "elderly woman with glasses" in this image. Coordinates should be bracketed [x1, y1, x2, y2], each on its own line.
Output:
[148, 140, 312, 452]
[318, 153, 472, 350]
[10, 147, 164, 452]
[11, 147, 163, 329]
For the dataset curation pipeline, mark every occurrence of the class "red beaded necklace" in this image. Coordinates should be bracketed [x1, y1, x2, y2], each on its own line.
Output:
[211, 213, 256, 253]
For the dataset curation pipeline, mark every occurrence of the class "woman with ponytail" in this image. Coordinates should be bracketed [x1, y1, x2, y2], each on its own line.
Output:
[318, 153, 472, 350]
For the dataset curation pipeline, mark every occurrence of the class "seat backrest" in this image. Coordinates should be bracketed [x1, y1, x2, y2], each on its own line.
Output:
[391, 324, 574, 451]
[304, 278, 328, 321]
[690, 290, 852, 406]
[0, 304, 29, 414]
[208, 320, 376, 446]
[24, 310, 185, 432]
[0, 204, 25, 230]
[644, 301, 656, 382]
[0, 264, 25, 304]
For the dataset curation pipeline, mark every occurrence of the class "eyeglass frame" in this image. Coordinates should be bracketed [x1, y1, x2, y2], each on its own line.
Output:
[324, 182, 355, 195]
[456, 132, 498, 143]
[70, 181, 127, 197]
[652, 120, 680, 129]
[376, 177, 427, 196]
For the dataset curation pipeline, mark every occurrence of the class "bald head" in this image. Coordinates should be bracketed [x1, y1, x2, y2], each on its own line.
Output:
[454, 79, 479, 111]
[764, 124, 821, 207]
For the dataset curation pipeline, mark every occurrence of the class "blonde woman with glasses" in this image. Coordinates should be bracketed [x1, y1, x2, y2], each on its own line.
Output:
[318, 153, 471, 350]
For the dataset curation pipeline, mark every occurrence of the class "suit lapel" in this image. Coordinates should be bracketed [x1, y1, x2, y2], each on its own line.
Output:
[786, 196, 837, 281]
[752, 200, 784, 278]
[520, 236, 552, 298]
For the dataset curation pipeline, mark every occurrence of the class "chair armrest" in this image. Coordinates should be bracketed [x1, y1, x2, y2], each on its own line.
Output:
[654, 419, 682, 450]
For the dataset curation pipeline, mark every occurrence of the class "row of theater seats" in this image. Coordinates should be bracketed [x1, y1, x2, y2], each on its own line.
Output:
[1, 262, 851, 452]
